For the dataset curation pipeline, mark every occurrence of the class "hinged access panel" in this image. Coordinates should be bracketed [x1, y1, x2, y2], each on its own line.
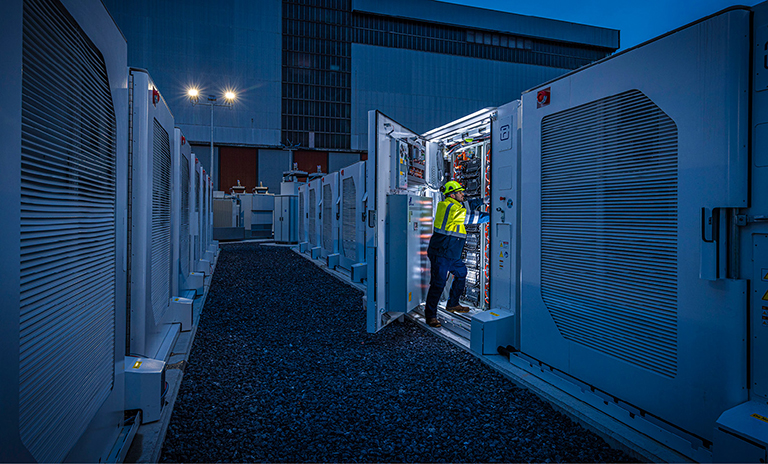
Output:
[367, 111, 431, 333]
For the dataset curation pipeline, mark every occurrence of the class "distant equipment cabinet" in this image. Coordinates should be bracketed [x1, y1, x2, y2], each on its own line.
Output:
[0, 0, 131, 462]
[274, 195, 298, 243]
[128, 68, 182, 371]
[320, 172, 340, 259]
[297, 183, 309, 249]
[173, 128, 202, 296]
[307, 177, 323, 256]
[338, 161, 367, 271]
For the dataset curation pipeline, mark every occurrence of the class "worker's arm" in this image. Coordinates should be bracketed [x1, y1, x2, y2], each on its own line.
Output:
[462, 202, 490, 225]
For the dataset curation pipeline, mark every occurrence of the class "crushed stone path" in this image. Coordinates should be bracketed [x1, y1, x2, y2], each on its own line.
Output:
[160, 242, 637, 463]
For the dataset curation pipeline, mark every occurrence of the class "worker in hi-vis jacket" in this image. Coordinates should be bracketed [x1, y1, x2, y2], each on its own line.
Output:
[424, 180, 490, 328]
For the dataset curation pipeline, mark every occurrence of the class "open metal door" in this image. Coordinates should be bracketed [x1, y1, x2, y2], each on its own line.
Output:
[366, 111, 431, 333]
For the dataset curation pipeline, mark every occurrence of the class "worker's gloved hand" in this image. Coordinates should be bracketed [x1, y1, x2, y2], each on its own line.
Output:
[483, 196, 491, 206]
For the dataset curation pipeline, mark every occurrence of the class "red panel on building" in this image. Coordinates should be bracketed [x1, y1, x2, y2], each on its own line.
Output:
[294, 150, 328, 175]
[219, 147, 258, 192]
[360, 152, 368, 161]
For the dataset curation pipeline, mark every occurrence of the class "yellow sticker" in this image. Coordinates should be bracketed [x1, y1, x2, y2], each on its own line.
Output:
[490, 312, 499, 317]
[133, 360, 142, 369]
[499, 252, 503, 258]
[751, 413, 768, 423]
[762, 290, 768, 301]
[409, 292, 412, 302]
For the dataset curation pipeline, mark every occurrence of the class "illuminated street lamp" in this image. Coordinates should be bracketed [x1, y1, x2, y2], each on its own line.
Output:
[187, 87, 236, 192]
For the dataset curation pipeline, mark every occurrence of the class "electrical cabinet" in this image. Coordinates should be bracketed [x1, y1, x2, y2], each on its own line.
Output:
[339, 161, 367, 270]
[0, 0, 130, 461]
[366, 109, 500, 333]
[320, 172, 340, 258]
[521, 6, 751, 452]
[307, 178, 322, 252]
[274, 195, 298, 243]
[173, 128, 196, 296]
[298, 183, 309, 246]
[128, 68, 179, 363]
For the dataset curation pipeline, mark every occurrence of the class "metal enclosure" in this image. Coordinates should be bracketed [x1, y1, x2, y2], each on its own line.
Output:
[298, 183, 309, 245]
[308, 178, 322, 251]
[520, 8, 750, 449]
[339, 161, 367, 270]
[488, 100, 521, 347]
[320, 172, 340, 258]
[274, 195, 298, 243]
[173, 128, 194, 295]
[0, 0, 129, 461]
[251, 194, 276, 238]
[128, 69, 178, 360]
[190, 159, 201, 264]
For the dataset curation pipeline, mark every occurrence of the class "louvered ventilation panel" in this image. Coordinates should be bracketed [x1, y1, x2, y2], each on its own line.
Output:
[194, 171, 200, 261]
[309, 189, 317, 246]
[151, 120, 171, 324]
[19, 0, 116, 461]
[181, 157, 190, 276]
[342, 177, 357, 260]
[540, 90, 678, 378]
[323, 184, 332, 251]
[298, 192, 305, 241]
[195, 171, 200, 212]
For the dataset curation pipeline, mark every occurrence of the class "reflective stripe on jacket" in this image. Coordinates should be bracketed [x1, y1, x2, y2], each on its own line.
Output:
[428, 197, 488, 259]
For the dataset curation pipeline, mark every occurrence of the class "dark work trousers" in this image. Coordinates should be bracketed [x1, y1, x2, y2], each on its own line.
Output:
[424, 251, 468, 320]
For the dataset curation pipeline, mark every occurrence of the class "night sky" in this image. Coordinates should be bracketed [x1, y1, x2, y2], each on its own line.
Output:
[445, 0, 762, 50]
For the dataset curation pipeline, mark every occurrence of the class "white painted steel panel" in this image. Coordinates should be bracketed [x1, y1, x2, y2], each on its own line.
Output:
[129, 69, 176, 359]
[2, 0, 129, 461]
[520, 9, 750, 445]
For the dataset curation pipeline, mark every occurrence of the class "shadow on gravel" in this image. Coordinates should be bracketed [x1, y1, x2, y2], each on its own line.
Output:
[160, 242, 638, 463]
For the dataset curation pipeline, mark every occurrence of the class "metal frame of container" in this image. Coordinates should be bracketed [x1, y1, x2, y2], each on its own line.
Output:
[0, 0, 130, 461]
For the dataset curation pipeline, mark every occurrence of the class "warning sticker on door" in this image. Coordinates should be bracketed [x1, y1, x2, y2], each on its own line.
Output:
[762, 289, 768, 301]
[751, 413, 768, 423]
[762, 268, 768, 281]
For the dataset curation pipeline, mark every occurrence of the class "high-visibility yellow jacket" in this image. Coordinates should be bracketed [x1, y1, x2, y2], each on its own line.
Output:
[427, 197, 489, 259]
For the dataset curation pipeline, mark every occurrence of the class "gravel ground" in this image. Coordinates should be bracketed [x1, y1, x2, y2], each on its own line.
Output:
[160, 242, 638, 463]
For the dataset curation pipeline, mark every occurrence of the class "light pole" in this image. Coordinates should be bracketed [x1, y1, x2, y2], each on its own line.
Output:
[187, 88, 236, 191]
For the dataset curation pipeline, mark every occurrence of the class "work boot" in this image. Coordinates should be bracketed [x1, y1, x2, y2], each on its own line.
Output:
[446, 304, 471, 313]
[426, 317, 441, 328]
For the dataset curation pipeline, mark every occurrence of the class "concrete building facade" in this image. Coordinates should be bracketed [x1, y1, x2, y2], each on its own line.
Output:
[103, 0, 618, 193]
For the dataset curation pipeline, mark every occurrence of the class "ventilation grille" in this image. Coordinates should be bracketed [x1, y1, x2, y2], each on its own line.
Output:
[200, 178, 207, 247]
[299, 191, 305, 241]
[180, 156, 190, 276]
[151, 119, 171, 323]
[342, 177, 357, 260]
[19, 0, 116, 461]
[540, 90, 678, 378]
[323, 184, 333, 251]
[309, 189, 317, 246]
